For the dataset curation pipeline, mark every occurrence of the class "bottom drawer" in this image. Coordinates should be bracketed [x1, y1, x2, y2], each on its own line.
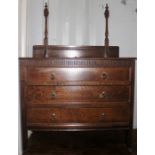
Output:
[27, 107, 130, 125]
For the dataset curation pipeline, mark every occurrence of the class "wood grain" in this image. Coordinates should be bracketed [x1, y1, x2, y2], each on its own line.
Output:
[33, 45, 119, 58]
[27, 106, 130, 125]
[26, 85, 130, 105]
[27, 67, 130, 85]
[19, 57, 135, 151]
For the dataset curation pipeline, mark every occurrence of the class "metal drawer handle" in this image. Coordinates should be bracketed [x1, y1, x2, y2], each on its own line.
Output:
[101, 113, 105, 116]
[51, 113, 56, 121]
[99, 91, 106, 99]
[51, 91, 56, 98]
[52, 113, 56, 116]
[101, 72, 107, 80]
[50, 73, 55, 80]
[100, 113, 105, 120]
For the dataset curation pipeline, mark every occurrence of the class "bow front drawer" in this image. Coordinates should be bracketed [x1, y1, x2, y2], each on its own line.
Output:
[27, 67, 130, 85]
[27, 107, 130, 126]
[26, 85, 130, 105]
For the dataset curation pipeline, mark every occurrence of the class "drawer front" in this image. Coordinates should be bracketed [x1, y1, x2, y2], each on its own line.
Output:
[27, 107, 130, 125]
[27, 67, 130, 84]
[26, 85, 130, 105]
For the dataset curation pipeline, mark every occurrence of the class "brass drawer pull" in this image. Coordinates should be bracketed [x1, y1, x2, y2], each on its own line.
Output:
[50, 73, 55, 80]
[100, 113, 105, 120]
[99, 91, 106, 99]
[101, 72, 108, 80]
[101, 113, 105, 116]
[51, 91, 56, 98]
[52, 113, 56, 116]
[51, 113, 56, 121]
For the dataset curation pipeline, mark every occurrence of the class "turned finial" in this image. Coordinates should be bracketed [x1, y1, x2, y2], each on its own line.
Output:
[104, 4, 109, 57]
[44, 3, 49, 58]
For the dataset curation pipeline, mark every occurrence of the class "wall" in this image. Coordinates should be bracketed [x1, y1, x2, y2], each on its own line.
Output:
[19, 1, 26, 155]
[19, 1, 137, 151]
[24, 0, 137, 58]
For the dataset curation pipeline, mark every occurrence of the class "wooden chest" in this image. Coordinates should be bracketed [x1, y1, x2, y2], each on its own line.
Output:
[19, 3, 136, 153]
[19, 57, 135, 151]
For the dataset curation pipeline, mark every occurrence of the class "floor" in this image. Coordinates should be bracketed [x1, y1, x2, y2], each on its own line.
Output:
[23, 130, 137, 155]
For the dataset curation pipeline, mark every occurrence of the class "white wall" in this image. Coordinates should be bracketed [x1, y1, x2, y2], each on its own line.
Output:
[19, 0, 137, 131]
[19, 1, 27, 154]
[25, 0, 137, 57]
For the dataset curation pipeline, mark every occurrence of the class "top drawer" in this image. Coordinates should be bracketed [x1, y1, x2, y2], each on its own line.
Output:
[27, 67, 130, 85]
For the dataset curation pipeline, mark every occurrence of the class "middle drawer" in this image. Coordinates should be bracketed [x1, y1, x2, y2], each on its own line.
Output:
[26, 85, 130, 105]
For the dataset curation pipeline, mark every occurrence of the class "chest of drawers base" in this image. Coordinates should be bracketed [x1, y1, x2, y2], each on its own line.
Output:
[19, 58, 135, 151]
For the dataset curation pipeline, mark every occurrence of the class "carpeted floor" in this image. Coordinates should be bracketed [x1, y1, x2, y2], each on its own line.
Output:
[23, 130, 137, 155]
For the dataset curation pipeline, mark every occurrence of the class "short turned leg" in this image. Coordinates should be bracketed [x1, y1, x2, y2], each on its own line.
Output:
[125, 130, 133, 152]
[22, 128, 28, 152]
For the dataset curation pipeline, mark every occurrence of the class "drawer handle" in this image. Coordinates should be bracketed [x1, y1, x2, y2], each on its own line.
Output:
[100, 113, 105, 120]
[52, 113, 56, 116]
[51, 113, 56, 121]
[51, 91, 56, 98]
[50, 73, 55, 80]
[99, 91, 106, 99]
[101, 72, 107, 80]
[101, 113, 105, 116]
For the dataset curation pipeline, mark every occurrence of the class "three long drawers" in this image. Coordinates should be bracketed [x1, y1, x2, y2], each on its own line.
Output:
[20, 56, 135, 150]
[25, 65, 131, 128]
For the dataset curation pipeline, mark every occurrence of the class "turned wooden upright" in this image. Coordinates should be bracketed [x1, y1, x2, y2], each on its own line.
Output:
[44, 3, 49, 58]
[104, 4, 110, 57]
[33, 3, 118, 58]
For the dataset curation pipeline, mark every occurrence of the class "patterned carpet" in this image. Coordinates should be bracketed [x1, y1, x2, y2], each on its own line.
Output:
[23, 130, 137, 155]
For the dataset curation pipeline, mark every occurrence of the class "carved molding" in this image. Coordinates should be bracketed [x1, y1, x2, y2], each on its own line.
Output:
[20, 58, 135, 67]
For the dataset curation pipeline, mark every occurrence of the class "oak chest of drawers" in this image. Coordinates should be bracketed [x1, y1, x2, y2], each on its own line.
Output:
[19, 57, 135, 151]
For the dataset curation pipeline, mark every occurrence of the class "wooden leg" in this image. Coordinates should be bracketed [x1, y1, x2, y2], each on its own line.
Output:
[22, 128, 28, 152]
[20, 82, 28, 153]
[125, 130, 133, 152]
